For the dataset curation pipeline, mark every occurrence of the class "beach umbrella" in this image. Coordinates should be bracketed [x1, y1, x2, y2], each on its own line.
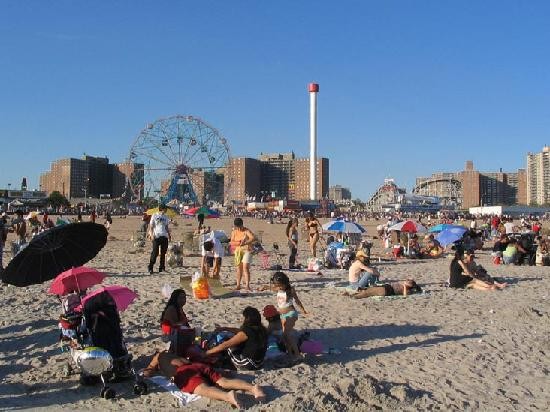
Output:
[146, 206, 177, 218]
[48, 266, 106, 295]
[436, 227, 467, 247]
[183, 206, 220, 218]
[79, 285, 138, 312]
[428, 224, 466, 233]
[321, 219, 366, 234]
[388, 220, 427, 233]
[1, 222, 108, 287]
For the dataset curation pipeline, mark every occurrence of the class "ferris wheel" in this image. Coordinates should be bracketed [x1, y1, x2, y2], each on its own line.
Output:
[127, 115, 230, 204]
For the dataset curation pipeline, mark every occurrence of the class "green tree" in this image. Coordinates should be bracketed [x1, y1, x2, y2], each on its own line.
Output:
[47, 191, 70, 208]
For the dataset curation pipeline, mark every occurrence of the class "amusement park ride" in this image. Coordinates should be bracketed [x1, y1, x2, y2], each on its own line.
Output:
[127, 115, 230, 205]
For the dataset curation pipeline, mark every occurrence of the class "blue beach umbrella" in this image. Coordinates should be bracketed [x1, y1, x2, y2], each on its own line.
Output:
[436, 227, 467, 247]
[321, 219, 366, 234]
[429, 224, 467, 233]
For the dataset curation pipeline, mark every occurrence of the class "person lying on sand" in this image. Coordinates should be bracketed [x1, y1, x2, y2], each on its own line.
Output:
[350, 279, 422, 299]
[143, 351, 265, 408]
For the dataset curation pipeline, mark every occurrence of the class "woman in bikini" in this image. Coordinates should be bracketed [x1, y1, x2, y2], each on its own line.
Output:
[304, 211, 321, 258]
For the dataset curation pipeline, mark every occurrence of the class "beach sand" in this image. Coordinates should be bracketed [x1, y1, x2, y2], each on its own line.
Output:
[0, 216, 548, 411]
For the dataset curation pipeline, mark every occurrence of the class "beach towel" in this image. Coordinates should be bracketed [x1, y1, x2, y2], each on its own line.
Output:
[146, 375, 201, 406]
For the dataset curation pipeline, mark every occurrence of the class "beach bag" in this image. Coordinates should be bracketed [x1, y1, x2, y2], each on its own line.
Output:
[307, 258, 323, 272]
[170, 327, 196, 356]
[191, 273, 210, 300]
[300, 340, 323, 355]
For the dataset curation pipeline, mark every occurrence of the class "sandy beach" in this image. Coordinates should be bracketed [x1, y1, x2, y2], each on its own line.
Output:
[1, 216, 548, 411]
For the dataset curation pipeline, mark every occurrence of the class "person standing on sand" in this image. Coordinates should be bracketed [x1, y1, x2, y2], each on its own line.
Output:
[304, 211, 321, 258]
[147, 204, 171, 274]
[229, 218, 256, 291]
[286, 218, 299, 269]
[0, 213, 8, 270]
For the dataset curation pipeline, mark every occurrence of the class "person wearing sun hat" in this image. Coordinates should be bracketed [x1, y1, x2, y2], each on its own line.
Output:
[348, 250, 380, 290]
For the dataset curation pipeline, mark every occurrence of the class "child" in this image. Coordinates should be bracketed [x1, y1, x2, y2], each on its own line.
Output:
[269, 272, 307, 359]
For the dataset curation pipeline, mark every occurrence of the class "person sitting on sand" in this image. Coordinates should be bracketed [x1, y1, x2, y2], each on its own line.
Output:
[348, 251, 380, 290]
[502, 238, 527, 265]
[143, 351, 265, 408]
[459, 247, 508, 287]
[407, 234, 421, 258]
[352, 279, 422, 299]
[160, 289, 190, 335]
[421, 234, 443, 258]
[263, 304, 283, 337]
[262, 304, 286, 357]
[206, 306, 268, 370]
[449, 250, 506, 290]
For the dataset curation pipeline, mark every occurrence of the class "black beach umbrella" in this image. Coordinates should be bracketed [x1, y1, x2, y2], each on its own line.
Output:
[1, 222, 108, 287]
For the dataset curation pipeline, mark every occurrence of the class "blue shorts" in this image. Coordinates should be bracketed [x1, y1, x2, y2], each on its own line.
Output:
[280, 310, 298, 320]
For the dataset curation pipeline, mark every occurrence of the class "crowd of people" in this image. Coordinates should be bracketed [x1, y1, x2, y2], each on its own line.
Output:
[143, 269, 311, 407]
[2, 204, 548, 407]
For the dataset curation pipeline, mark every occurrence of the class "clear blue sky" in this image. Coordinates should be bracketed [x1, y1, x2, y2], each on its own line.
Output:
[1, 1, 549, 200]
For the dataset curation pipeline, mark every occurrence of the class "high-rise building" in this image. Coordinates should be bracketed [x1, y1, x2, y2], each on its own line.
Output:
[224, 158, 262, 204]
[40, 158, 88, 198]
[223, 154, 329, 203]
[40, 156, 143, 199]
[259, 152, 296, 199]
[290, 157, 329, 201]
[329, 185, 352, 201]
[527, 146, 550, 205]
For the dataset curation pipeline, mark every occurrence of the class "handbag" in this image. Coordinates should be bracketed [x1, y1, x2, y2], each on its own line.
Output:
[170, 327, 196, 356]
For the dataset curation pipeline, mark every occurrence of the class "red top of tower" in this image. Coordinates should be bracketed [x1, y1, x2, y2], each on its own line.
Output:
[308, 83, 319, 93]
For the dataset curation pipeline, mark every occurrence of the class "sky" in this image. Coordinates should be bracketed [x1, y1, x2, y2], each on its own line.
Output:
[1, 1, 549, 200]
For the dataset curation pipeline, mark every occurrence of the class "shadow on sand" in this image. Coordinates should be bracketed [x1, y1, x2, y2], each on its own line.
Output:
[303, 324, 483, 365]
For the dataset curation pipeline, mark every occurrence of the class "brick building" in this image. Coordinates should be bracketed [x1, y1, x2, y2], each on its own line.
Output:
[224, 153, 329, 203]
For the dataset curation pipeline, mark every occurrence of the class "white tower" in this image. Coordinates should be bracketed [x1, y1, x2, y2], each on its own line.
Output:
[309, 83, 319, 200]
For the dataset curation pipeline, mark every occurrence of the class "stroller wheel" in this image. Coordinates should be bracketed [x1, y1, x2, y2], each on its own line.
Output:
[133, 381, 148, 395]
[100, 386, 116, 399]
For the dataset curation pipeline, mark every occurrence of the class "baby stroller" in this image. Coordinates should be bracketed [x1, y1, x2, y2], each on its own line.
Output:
[59, 291, 147, 399]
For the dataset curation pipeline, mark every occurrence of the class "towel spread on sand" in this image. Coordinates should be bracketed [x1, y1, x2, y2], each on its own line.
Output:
[146, 375, 201, 406]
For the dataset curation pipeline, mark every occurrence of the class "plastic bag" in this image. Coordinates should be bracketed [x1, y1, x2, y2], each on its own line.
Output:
[191, 273, 210, 300]
[161, 284, 173, 299]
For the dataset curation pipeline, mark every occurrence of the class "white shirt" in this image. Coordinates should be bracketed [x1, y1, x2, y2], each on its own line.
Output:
[504, 222, 515, 234]
[149, 213, 170, 238]
[201, 232, 224, 258]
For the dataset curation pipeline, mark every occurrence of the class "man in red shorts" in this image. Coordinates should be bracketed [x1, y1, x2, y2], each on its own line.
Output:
[143, 351, 265, 408]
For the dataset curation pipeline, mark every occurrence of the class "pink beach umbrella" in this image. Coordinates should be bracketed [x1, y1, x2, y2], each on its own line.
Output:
[48, 266, 106, 296]
[79, 285, 138, 312]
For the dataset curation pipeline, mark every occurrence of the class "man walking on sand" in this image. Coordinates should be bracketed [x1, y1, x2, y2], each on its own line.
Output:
[147, 204, 171, 274]
[230, 218, 256, 291]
